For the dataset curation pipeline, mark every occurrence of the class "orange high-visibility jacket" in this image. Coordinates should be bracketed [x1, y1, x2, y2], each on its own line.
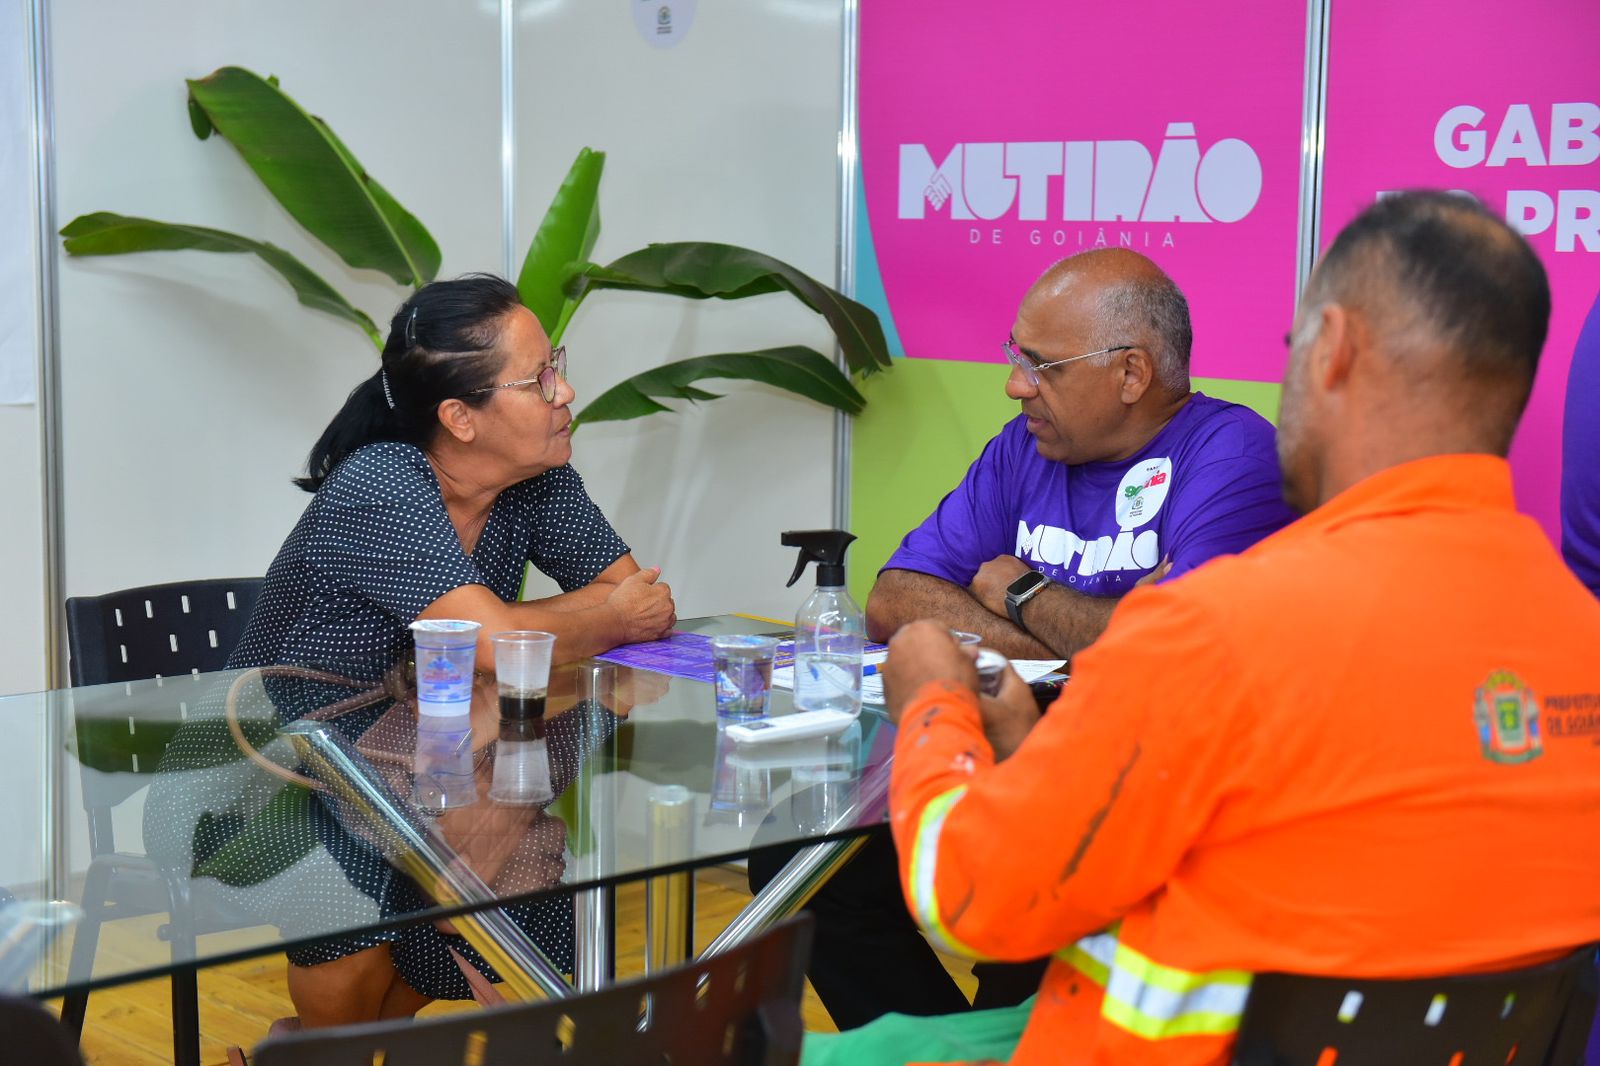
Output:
[891, 455, 1600, 1066]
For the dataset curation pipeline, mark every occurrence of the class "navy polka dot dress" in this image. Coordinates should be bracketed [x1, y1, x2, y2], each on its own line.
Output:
[232, 442, 629, 682]
[150, 442, 628, 1000]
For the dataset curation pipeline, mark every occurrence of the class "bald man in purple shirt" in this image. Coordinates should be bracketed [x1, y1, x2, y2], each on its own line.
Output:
[764, 251, 1296, 1033]
[1562, 289, 1600, 599]
[1561, 301, 1600, 1066]
[867, 249, 1294, 664]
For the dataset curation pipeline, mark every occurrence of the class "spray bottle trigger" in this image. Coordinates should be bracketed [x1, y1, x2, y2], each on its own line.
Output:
[786, 553, 810, 589]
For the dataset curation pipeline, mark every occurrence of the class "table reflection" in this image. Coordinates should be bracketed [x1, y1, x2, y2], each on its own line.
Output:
[39, 620, 893, 1004]
[708, 722, 865, 835]
[135, 653, 662, 999]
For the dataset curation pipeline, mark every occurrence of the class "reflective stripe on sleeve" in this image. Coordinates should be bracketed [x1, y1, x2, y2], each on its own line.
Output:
[1058, 929, 1252, 1040]
[1060, 931, 1117, 986]
[906, 785, 988, 960]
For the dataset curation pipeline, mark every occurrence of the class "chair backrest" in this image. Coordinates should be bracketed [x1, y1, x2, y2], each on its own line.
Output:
[254, 914, 814, 1066]
[65, 577, 264, 687]
[65, 578, 264, 853]
[0, 995, 86, 1066]
[1232, 944, 1599, 1066]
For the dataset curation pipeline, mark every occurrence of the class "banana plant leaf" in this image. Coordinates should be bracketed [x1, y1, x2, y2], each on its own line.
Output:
[60, 213, 381, 346]
[571, 243, 892, 378]
[571, 346, 866, 429]
[193, 785, 318, 888]
[71, 716, 182, 775]
[186, 66, 440, 288]
[518, 148, 605, 340]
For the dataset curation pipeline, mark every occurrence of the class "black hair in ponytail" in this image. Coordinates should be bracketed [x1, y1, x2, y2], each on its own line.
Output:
[295, 273, 526, 491]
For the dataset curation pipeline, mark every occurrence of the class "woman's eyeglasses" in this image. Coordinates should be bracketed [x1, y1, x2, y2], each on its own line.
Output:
[466, 346, 567, 403]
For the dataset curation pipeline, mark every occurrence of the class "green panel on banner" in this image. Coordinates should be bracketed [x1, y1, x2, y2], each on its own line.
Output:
[847, 361, 1283, 604]
[1192, 375, 1282, 423]
[848, 360, 1014, 604]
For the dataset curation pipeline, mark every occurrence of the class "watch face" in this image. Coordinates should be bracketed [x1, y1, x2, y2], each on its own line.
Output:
[1007, 570, 1046, 597]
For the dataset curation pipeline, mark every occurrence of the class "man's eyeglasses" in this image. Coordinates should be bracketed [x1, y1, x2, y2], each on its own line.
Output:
[466, 346, 567, 403]
[1002, 337, 1134, 387]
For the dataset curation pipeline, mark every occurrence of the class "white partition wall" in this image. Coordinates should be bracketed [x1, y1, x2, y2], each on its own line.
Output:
[514, 1, 846, 622]
[47, 0, 504, 608]
[6, 0, 850, 694]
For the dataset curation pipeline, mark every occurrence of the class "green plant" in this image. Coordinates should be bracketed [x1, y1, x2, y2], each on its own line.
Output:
[60, 66, 891, 427]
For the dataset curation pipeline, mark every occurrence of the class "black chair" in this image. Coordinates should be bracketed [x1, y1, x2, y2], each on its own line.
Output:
[0, 995, 86, 1066]
[64, 578, 263, 689]
[59, 578, 264, 1066]
[1232, 944, 1599, 1065]
[253, 914, 814, 1066]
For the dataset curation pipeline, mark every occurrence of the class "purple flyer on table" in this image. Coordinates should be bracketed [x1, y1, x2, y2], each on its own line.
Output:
[594, 632, 797, 684]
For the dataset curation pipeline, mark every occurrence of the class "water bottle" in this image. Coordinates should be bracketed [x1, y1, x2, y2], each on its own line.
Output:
[782, 530, 864, 717]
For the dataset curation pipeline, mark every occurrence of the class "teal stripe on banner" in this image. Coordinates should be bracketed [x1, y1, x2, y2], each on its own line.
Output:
[852, 168, 907, 359]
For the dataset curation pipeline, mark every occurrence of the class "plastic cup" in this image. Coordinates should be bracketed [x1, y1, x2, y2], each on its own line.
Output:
[489, 736, 554, 806]
[710, 635, 779, 719]
[950, 630, 982, 647]
[975, 648, 1008, 696]
[491, 631, 556, 721]
[411, 619, 482, 717]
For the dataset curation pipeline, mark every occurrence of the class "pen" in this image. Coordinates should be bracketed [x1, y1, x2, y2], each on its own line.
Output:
[863, 664, 880, 677]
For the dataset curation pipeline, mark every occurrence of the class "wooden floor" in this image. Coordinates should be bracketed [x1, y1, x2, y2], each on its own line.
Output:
[46, 866, 978, 1065]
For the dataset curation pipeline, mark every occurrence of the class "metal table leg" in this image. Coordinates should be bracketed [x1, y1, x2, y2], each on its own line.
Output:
[573, 886, 611, 992]
[572, 664, 616, 992]
[286, 722, 573, 1001]
[645, 784, 694, 975]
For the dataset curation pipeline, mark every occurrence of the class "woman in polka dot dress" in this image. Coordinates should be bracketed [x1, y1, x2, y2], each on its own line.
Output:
[210, 274, 676, 1029]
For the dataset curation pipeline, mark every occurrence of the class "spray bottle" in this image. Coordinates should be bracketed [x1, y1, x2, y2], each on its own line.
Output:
[782, 530, 864, 716]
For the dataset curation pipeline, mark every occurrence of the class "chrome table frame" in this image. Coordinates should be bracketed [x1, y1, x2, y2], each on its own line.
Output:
[286, 714, 892, 999]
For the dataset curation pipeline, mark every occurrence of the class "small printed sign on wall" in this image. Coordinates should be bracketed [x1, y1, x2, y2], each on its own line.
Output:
[633, 0, 696, 49]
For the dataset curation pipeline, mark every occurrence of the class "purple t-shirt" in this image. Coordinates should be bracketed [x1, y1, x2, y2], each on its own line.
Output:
[883, 393, 1294, 596]
[1561, 288, 1600, 598]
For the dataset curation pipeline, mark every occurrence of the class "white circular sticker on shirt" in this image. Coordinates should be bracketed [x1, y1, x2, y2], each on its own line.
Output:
[633, 0, 696, 49]
[1116, 457, 1173, 530]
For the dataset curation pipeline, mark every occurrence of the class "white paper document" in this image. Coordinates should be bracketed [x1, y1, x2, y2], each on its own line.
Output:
[775, 654, 1065, 706]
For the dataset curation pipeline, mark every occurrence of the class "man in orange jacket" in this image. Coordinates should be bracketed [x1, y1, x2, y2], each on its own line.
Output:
[805, 190, 1600, 1066]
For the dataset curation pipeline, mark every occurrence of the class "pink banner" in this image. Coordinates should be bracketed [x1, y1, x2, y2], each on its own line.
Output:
[858, 1, 1308, 382]
[1322, 0, 1600, 540]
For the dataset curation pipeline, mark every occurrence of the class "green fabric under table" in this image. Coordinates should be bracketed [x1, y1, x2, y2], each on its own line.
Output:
[802, 997, 1035, 1066]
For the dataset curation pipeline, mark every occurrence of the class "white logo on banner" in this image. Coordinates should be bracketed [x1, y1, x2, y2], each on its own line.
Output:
[897, 123, 1262, 224]
[633, 0, 696, 49]
[1433, 102, 1600, 252]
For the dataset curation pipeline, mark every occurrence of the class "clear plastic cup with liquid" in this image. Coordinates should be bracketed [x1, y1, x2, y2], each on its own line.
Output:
[710, 635, 779, 719]
[491, 631, 556, 722]
[411, 619, 482, 718]
[410, 619, 482, 809]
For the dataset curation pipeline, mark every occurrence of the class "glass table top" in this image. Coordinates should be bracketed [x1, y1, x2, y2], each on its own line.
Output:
[0, 616, 894, 997]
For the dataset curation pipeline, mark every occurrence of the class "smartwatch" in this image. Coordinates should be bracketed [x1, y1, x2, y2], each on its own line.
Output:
[1004, 569, 1052, 629]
